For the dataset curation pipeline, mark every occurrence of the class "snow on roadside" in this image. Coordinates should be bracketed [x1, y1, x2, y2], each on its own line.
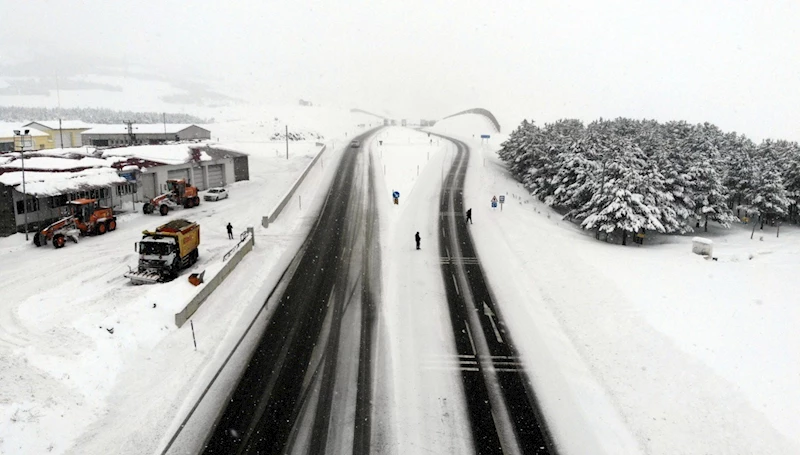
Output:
[431, 119, 800, 454]
[0, 107, 369, 455]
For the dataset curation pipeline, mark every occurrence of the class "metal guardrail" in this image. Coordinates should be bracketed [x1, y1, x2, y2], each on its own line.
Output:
[223, 229, 252, 262]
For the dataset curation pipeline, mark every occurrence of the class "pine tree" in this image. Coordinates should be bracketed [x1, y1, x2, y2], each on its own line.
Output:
[572, 139, 666, 244]
[682, 125, 736, 231]
[746, 142, 791, 228]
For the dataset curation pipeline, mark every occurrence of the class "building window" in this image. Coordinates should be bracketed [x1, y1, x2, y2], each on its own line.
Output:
[17, 198, 40, 214]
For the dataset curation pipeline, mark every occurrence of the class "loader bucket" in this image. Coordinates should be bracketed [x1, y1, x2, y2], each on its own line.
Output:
[124, 270, 162, 285]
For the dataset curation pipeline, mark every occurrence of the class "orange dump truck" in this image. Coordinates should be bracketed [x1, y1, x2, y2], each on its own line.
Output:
[124, 219, 200, 284]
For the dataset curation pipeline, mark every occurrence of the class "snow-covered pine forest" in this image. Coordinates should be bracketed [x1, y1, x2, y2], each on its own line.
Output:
[498, 118, 800, 244]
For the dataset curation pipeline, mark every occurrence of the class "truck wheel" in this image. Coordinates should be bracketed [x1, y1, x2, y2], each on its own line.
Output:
[194, 197, 200, 206]
[143, 203, 153, 214]
[184, 199, 193, 209]
[159, 205, 169, 216]
[96, 223, 107, 235]
[33, 232, 42, 247]
[107, 220, 117, 231]
[53, 234, 66, 249]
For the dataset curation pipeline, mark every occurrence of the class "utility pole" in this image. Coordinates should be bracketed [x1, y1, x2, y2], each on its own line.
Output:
[124, 120, 135, 145]
[285, 125, 289, 159]
[58, 118, 65, 149]
[163, 113, 168, 143]
[55, 76, 66, 148]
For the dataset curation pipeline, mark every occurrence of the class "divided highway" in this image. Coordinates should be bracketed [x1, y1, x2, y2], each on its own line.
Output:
[194, 130, 554, 454]
[437, 135, 555, 454]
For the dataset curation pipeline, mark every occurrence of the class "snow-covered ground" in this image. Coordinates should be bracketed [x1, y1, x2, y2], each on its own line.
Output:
[427, 116, 800, 454]
[3, 108, 797, 454]
[0, 106, 372, 455]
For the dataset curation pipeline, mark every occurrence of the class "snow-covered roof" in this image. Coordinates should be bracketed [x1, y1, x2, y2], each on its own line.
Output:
[24, 120, 93, 131]
[100, 144, 211, 165]
[82, 124, 206, 135]
[27, 146, 99, 157]
[0, 156, 109, 171]
[0, 168, 126, 196]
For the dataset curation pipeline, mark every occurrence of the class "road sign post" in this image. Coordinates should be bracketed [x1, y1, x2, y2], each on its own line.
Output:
[491, 195, 498, 209]
[499, 194, 505, 211]
[392, 190, 400, 205]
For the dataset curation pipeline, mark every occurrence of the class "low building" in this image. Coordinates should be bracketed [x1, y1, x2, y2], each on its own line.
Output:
[0, 153, 127, 236]
[0, 124, 51, 153]
[0, 143, 248, 237]
[24, 120, 93, 148]
[81, 124, 211, 147]
[103, 143, 248, 200]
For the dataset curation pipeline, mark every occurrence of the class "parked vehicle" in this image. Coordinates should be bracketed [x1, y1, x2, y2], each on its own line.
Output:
[204, 187, 229, 202]
[124, 219, 200, 284]
[142, 179, 200, 216]
[33, 199, 117, 248]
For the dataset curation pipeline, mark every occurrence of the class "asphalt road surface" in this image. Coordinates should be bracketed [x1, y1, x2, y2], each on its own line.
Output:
[202, 131, 381, 455]
[436, 134, 555, 454]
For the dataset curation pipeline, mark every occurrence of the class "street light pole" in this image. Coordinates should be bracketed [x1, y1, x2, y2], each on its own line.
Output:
[13, 130, 31, 240]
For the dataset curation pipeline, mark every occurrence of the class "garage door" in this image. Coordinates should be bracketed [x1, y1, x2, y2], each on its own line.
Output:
[141, 173, 158, 199]
[207, 164, 225, 188]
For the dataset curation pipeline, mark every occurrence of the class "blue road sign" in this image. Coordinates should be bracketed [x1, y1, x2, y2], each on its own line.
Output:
[392, 191, 400, 199]
[481, 134, 490, 139]
[491, 201, 497, 208]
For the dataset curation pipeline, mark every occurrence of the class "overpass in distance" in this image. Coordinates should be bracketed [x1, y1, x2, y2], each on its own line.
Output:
[352, 107, 502, 133]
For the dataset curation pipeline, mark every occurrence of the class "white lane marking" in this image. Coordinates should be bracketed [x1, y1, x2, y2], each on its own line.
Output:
[442, 227, 446, 238]
[451, 273, 459, 296]
[482, 301, 504, 344]
[445, 246, 450, 259]
[464, 320, 476, 356]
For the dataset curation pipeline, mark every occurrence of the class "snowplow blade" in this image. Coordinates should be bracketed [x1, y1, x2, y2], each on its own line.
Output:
[124, 270, 162, 285]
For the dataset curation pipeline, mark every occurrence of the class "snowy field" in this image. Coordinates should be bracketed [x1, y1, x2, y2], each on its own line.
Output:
[0, 106, 374, 455]
[428, 115, 800, 454]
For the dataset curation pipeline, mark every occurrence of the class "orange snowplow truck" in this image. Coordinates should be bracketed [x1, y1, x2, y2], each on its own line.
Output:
[142, 179, 200, 216]
[33, 198, 117, 248]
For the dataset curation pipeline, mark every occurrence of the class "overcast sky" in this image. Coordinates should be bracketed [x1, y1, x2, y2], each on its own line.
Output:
[1, 0, 799, 139]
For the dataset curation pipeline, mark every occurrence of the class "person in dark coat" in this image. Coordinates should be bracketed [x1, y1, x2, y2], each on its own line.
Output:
[415, 232, 421, 250]
[466, 208, 472, 224]
[226, 222, 233, 240]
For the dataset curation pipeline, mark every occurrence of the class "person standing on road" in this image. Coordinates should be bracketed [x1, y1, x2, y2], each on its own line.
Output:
[415, 231, 421, 250]
[466, 208, 472, 224]
[226, 222, 234, 240]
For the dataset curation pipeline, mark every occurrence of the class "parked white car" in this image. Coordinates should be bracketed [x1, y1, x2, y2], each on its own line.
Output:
[204, 188, 229, 201]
